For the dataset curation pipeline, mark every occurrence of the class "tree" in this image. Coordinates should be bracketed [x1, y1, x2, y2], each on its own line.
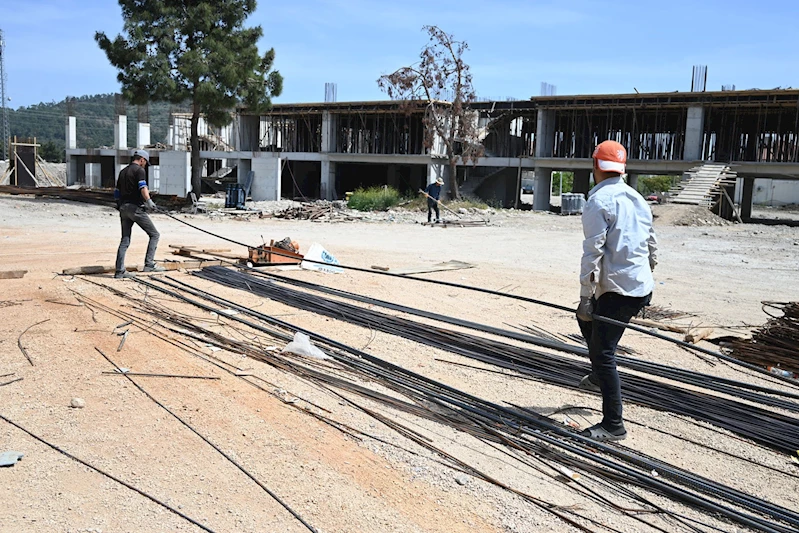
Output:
[96, 0, 283, 197]
[551, 172, 574, 195]
[39, 141, 64, 163]
[378, 26, 483, 200]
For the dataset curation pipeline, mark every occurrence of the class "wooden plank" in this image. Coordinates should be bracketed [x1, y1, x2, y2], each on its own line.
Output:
[630, 318, 687, 334]
[0, 270, 27, 279]
[168, 244, 232, 253]
[62, 265, 118, 275]
[685, 328, 715, 344]
[61, 260, 222, 275]
[173, 249, 244, 261]
[385, 260, 476, 276]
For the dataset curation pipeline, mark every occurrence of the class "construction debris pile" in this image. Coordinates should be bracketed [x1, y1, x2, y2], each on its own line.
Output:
[651, 204, 731, 227]
[267, 201, 361, 222]
[730, 302, 799, 376]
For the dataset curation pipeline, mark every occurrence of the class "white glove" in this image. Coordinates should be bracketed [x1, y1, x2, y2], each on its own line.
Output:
[144, 198, 157, 211]
[576, 296, 594, 322]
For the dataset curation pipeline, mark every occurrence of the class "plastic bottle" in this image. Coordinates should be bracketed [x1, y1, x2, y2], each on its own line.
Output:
[768, 366, 794, 378]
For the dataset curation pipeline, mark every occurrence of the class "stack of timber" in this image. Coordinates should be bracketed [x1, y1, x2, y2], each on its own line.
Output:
[0, 185, 182, 209]
[670, 164, 738, 212]
[729, 302, 799, 375]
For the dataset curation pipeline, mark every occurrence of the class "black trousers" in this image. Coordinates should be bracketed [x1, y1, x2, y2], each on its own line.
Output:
[577, 291, 651, 430]
[427, 199, 440, 222]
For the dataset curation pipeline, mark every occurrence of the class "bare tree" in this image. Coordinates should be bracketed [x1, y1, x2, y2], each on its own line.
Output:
[378, 25, 483, 199]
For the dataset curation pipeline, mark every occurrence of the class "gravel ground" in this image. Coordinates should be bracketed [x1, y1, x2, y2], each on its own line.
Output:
[0, 194, 798, 533]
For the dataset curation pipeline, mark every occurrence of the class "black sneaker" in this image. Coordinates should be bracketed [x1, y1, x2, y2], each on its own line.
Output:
[114, 271, 135, 279]
[142, 265, 166, 273]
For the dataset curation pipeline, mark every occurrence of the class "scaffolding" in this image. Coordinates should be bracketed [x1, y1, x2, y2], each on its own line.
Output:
[549, 106, 687, 160]
[261, 113, 321, 152]
[0, 137, 65, 187]
[335, 111, 425, 155]
[703, 102, 799, 163]
[0, 29, 9, 161]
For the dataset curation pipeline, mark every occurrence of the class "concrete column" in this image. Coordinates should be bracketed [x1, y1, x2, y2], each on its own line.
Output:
[250, 155, 281, 201]
[740, 177, 755, 221]
[137, 123, 151, 149]
[65, 116, 77, 150]
[533, 167, 552, 211]
[115, 153, 127, 184]
[66, 155, 78, 186]
[573, 169, 591, 198]
[237, 115, 260, 151]
[320, 158, 336, 200]
[387, 164, 399, 189]
[427, 160, 447, 185]
[684, 106, 705, 161]
[321, 111, 337, 152]
[535, 109, 555, 158]
[159, 151, 192, 197]
[427, 160, 450, 200]
[627, 173, 639, 192]
[114, 115, 127, 150]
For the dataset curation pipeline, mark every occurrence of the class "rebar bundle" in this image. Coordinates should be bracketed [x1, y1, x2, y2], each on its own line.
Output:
[731, 302, 799, 374]
[117, 274, 799, 533]
[193, 266, 799, 454]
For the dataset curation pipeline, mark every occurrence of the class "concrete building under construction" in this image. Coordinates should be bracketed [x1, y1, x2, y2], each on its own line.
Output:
[64, 88, 799, 220]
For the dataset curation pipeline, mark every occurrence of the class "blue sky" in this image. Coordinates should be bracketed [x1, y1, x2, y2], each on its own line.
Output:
[2, 0, 799, 108]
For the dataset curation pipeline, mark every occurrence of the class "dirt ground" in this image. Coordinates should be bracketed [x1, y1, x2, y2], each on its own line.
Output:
[0, 194, 798, 533]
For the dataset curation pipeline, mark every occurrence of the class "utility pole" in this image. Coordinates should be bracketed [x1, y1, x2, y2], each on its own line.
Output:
[0, 29, 9, 161]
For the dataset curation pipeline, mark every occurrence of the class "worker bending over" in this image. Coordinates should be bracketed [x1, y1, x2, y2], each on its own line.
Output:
[425, 177, 444, 223]
[113, 150, 165, 278]
[576, 140, 658, 441]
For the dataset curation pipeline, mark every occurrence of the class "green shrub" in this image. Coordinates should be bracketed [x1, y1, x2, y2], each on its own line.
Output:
[551, 171, 574, 194]
[638, 175, 678, 196]
[347, 186, 402, 211]
[400, 195, 427, 211]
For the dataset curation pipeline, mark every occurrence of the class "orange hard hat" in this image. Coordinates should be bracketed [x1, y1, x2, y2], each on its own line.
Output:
[593, 141, 627, 174]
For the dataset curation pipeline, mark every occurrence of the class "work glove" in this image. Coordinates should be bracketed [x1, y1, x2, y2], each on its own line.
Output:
[576, 296, 594, 322]
[144, 198, 157, 211]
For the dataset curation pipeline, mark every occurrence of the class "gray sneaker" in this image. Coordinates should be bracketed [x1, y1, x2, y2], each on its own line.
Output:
[578, 373, 601, 393]
[114, 271, 136, 279]
[142, 264, 167, 273]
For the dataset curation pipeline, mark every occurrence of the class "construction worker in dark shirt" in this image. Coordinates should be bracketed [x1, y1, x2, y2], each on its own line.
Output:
[425, 177, 444, 223]
[113, 150, 165, 278]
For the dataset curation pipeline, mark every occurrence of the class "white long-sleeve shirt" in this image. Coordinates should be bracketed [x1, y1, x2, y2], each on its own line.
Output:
[580, 176, 658, 298]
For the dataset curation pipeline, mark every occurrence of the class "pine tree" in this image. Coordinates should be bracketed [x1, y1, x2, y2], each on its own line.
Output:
[96, 0, 283, 196]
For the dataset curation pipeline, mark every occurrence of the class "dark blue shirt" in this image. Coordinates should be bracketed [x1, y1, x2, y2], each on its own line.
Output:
[425, 182, 442, 200]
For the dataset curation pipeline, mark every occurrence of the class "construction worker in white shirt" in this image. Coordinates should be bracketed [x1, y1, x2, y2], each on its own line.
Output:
[575, 140, 658, 442]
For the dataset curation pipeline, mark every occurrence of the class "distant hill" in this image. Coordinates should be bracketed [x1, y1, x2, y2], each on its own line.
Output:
[3, 94, 189, 162]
